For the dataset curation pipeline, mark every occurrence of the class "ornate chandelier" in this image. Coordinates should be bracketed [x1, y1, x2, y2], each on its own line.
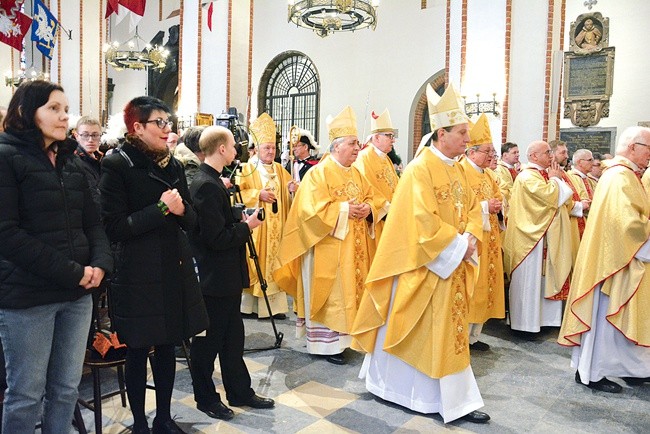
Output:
[4, 68, 50, 87]
[103, 27, 169, 72]
[288, 0, 379, 38]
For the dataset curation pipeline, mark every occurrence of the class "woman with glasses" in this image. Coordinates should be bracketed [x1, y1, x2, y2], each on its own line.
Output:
[0, 80, 112, 432]
[99, 96, 208, 433]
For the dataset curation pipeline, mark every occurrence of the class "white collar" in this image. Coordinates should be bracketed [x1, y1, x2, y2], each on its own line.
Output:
[429, 145, 457, 166]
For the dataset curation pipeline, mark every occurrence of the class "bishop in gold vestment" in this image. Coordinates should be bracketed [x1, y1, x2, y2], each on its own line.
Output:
[351, 84, 490, 424]
[352, 109, 399, 248]
[503, 141, 574, 334]
[461, 114, 505, 350]
[239, 113, 295, 318]
[559, 127, 650, 391]
[273, 107, 376, 363]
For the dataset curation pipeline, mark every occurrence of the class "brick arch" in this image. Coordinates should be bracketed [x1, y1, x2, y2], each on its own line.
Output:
[409, 71, 446, 160]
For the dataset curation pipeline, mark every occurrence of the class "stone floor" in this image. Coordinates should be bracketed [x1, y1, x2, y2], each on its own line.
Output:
[77, 315, 650, 433]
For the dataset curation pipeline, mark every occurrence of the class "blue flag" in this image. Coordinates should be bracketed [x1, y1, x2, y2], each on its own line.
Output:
[32, 0, 58, 59]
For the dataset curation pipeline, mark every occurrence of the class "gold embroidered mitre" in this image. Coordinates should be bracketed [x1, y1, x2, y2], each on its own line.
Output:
[327, 106, 358, 142]
[249, 112, 277, 145]
[468, 113, 493, 147]
[370, 108, 396, 134]
[426, 83, 469, 131]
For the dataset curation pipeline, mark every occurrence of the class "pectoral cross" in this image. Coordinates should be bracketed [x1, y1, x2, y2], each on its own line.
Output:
[451, 180, 464, 219]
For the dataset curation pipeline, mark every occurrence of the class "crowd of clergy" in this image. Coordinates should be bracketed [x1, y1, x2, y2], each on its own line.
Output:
[234, 82, 650, 424]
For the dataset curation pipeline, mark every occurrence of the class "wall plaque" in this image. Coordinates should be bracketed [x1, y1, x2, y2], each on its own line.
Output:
[564, 12, 614, 128]
[559, 127, 616, 156]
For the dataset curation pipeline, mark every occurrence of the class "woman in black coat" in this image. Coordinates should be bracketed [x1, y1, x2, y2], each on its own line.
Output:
[0, 81, 112, 432]
[99, 96, 208, 434]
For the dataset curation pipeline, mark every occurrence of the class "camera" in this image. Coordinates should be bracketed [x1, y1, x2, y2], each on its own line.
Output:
[216, 108, 249, 160]
[232, 203, 265, 221]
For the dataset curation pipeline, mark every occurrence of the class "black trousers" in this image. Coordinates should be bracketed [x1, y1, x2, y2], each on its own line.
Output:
[190, 294, 254, 406]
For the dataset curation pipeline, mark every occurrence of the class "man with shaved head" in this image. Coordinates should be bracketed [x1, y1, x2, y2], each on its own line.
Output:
[503, 141, 575, 338]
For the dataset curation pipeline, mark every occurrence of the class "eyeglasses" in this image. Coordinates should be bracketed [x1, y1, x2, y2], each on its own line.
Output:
[143, 118, 173, 129]
[580, 158, 594, 162]
[476, 149, 496, 157]
[78, 133, 101, 141]
[634, 142, 648, 147]
[379, 133, 396, 140]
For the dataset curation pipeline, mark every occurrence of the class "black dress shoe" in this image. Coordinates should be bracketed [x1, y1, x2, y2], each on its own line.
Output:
[469, 341, 490, 351]
[461, 410, 491, 423]
[622, 377, 650, 386]
[325, 353, 346, 365]
[151, 418, 186, 434]
[230, 394, 275, 409]
[575, 371, 622, 393]
[131, 424, 150, 434]
[197, 401, 235, 420]
[272, 313, 287, 320]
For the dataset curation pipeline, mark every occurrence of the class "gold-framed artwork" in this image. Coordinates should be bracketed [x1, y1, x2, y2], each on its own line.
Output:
[195, 112, 214, 126]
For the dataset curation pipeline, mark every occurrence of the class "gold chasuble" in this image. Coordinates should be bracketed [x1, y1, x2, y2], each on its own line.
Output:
[351, 148, 483, 379]
[273, 156, 376, 333]
[494, 162, 517, 204]
[560, 157, 650, 347]
[352, 144, 399, 247]
[503, 168, 573, 299]
[237, 161, 293, 300]
[460, 159, 505, 323]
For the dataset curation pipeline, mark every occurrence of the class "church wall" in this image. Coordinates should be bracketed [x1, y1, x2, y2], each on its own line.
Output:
[561, 0, 650, 141]
[250, 0, 447, 160]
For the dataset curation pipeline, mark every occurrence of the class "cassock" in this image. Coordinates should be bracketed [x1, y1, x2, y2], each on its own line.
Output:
[237, 161, 293, 317]
[460, 158, 506, 333]
[351, 145, 484, 423]
[352, 143, 399, 248]
[559, 156, 650, 382]
[273, 155, 376, 354]
[503, 164, 573, 332]
[285, 155, 318, 181]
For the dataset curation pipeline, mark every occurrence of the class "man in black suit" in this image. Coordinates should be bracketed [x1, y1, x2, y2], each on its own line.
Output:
[285, 130, 319, 182]
[188, 125, 274, 420]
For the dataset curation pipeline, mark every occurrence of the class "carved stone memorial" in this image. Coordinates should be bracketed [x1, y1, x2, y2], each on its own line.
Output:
[564, 12, 614, 128]
[559, 127, 616, 156]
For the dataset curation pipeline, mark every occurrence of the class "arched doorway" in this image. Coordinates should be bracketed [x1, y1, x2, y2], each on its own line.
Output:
[409, 70, 446, 160]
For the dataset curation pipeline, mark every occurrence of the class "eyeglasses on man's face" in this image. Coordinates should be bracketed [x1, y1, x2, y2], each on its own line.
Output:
[476, 149, 496, 157]
[143, 118, 173, 129]
[379, 133, 396, 140]
[78, 133, 101, 141]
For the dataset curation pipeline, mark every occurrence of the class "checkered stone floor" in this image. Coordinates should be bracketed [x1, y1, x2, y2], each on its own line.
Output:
[76, 315, 650, 433]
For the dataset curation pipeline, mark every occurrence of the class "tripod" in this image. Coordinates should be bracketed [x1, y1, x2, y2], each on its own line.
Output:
[228, 181, 284, 352]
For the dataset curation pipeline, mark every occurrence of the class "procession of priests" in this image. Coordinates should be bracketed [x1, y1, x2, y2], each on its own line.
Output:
[227, 81, 650, 425]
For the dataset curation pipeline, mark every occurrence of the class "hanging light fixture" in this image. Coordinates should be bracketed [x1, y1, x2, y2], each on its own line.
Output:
[288, 0, 379, 38]
[103, 26, 169, 71]
[4, 68, 50, 87]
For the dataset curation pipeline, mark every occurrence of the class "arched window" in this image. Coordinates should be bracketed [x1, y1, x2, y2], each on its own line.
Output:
[258, 51, 320, 144]
[410, 71, 445, 159]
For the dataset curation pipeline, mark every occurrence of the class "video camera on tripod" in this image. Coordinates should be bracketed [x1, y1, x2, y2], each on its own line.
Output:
[216, 108, 249, 160]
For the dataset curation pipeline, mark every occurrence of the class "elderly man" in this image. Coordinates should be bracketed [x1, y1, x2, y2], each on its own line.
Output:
[503, 141, 574, 336]
[559, 126, 650, 393]
[286, 129, 319, 182]
[238, 113, 294, 319]
[568, 149, 595, 202]
[351, 84, 489, 424]
[352, 108, 399, 245]
[273, 106, 376, 365]
[460, 114, 505, 351]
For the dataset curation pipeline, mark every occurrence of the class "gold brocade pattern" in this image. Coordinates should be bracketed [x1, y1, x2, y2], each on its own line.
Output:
[353, 219, 366, 303]
[263, 166, 281, 283]
[376, 163, 398, 193]
[332, 177, 362, 202]
[451, 266, 468, 354]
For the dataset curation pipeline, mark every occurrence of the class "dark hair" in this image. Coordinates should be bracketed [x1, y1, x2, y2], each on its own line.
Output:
[592, 152, 603, 161]
[431, 126, 454, 142]
[501, 142, 518, 154]
[123, 96, 170, 134]
[4, 80, 64, 132]
[180, 126, 205, 153]
[299, 135, 315, 150]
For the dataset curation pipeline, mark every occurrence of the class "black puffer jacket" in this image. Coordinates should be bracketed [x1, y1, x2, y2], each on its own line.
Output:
[99, 140, 208, 348]
[0, 130, 113, 309]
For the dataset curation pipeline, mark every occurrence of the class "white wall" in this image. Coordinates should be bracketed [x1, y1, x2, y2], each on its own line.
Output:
[507, 0, 549, 159]
[250, 0, 447, 161]
[561, 0, 650, 140]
